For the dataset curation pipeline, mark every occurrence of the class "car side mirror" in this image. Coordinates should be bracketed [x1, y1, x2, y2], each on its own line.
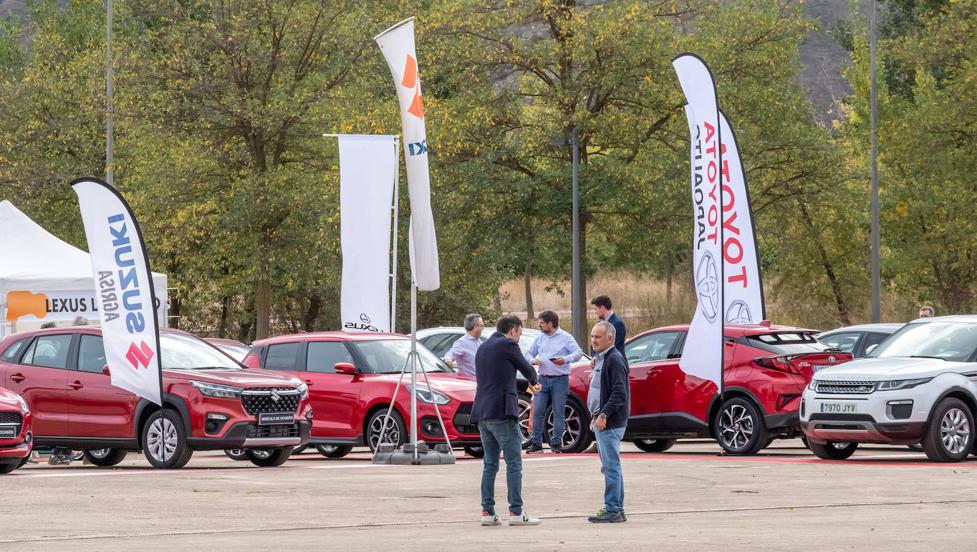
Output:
[102, 364, 111, 376]
[334, 362, 357, 375]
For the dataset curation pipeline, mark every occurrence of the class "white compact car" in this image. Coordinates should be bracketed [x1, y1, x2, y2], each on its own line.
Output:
[801, 316, 977, 462]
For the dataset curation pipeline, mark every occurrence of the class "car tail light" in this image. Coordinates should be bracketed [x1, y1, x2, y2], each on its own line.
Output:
[754, 355, 795, 373]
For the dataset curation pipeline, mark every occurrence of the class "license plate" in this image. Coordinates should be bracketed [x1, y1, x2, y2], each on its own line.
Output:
[0, 426, 16, 439]
[820, 402, 858, 414]
[258, 412, 293, 426]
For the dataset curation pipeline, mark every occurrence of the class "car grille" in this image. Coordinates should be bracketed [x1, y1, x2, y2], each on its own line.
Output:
[246, 423, 301, 439]
[452, 402, 479, 435]
[241, 387, 300, 416]
[814, 380, 876, 394]
[0, 411, 22, 437]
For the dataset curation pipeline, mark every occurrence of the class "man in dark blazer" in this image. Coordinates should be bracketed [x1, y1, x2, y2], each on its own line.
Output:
[591, 295, 627, 356]
[587, 320, 631, 523]
[471, 315, 541, 527]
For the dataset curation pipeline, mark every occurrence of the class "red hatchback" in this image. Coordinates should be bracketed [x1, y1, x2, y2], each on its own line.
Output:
[563, 323, 851, 455]
[244, 332, 482, 457]
[0, 327, 312, 469]
[0, 386, 32, 474]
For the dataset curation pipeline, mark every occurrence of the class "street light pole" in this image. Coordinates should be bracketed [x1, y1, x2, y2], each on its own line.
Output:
[570, 128, 585, 348]
[106, 0, 114, 186]
[870, 0, 881, 322]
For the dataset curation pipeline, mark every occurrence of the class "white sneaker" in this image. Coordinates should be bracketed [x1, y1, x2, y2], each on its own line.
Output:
[508, 511, 541, 526]
[481, 512, 501, 526]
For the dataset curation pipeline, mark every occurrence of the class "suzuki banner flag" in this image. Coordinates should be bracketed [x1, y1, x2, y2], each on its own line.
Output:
[71, 178, 162, 406]
[718, 110, 765, 324]
[375, 17, 440, 291]
[339, 135, 396, 333]
[673, 54, 724, 390]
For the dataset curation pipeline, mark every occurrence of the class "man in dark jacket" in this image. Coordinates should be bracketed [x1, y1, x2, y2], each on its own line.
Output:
[587, 320, 630, 523]
[471, 315, 542, 527]
[591, 295, 627, 356]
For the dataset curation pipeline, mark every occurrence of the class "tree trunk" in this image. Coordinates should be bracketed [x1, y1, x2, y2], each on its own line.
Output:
[255, 233, 272, 339]
[665, 253, 674, 311]
[524, 259, 535, 322]
[303, 292, 321, 332]
[799, 204, 851, 325]
[169, 296, 181, 330]
[218, 295, 230, 338]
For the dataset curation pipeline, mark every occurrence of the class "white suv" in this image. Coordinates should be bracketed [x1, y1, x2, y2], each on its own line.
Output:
[801, 316, 977, 462]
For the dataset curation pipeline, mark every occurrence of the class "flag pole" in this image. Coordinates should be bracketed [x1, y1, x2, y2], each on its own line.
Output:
[390, 138, 400, 333]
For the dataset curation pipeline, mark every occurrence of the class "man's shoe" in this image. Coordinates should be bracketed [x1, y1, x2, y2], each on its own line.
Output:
[481, 512, 501, 526]
[587, 508, 626, 523]
[549, 443, 563, 453]
[525, 443, 544, 454]
[509, 511, 541, 526]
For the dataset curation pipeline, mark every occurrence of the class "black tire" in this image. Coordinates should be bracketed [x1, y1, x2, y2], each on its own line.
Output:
[366, 408, 406, 452]
[922, 398, 974, 462]
[141, 409, 193, 469]
[714, 397, 768, 455]
[517, 393, 532, 446]
[464, 446, 484, 458]
[544, 397, 593, 453]
[224, 449, 249, 461]
[83, 448, 128, 467]
[316, 444, 353, 458]
[291, 445, 309, 455]
[633, 439, 676, 453]
[247, 447, 293, 467]
[808, 440, 858, 460]
[0, 461, 20, 474]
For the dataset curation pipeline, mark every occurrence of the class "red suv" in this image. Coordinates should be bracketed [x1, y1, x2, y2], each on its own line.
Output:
[243, 332, 482, 457]
[0, 386, 32, 474]
[0, 327, 312, 469]
[562, 323, 851, 455]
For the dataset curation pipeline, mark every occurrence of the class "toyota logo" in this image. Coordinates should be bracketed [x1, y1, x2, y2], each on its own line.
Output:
[696, 251, 720, 323]
[828, 355, 836, 364]
[725, 300, 753, 324]
[270, 390, 281, 403]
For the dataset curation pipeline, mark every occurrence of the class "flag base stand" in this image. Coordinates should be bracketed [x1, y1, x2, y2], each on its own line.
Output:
[372, 442, 456, 465]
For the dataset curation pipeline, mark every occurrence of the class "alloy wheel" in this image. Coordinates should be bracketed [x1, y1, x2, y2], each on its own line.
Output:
[940, 407, 971, 455]
[546, 402, 582, 449]
[88, 448, 112, 460]
[719, 404, 754, 450]
[147, 417, 178, 462]
[370, 414, 401, 449]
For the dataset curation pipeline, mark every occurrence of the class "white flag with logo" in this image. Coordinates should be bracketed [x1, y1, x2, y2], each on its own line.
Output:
[375, 17, 440, 291]
[673, 54, 724, 390]
[718, 110, 764, 324]
[339, 135, 396, 333]
[71, 178, 162, 406]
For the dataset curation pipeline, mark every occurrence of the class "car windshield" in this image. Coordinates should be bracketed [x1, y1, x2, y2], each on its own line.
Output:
[161, 333, 241, 370]
[352, 339, 450, 374]
[745, 332, 826, 355]
[216, 344, 249, 362]
[869, 321, 977, 362]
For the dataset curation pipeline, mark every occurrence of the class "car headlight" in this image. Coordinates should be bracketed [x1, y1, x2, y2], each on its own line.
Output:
[876, 378, 932, 391]
[808, 379, 819, 391]
[17, 396, 29, 414]
[406, 385, 451, 405]
[190, 381, 243, 399]
[297, 382, 308, 400]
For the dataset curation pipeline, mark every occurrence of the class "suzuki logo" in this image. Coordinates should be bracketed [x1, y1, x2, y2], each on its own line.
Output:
[270, 389, 281, 403]
[401, 54, 424, 119]
[125, 341, 154, 370]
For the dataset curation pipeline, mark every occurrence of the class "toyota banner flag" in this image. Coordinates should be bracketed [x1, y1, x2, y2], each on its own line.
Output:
[673, 54, 725, 390]
[71, 178, 163, 406]
[375, 17, 440, 291]
[718, 109, 765, 324]
[339, 135, 396, 333]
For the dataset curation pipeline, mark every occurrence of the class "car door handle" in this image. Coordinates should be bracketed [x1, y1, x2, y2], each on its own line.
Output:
[68, 381, 84, 390]
[9, 373, 24, 383]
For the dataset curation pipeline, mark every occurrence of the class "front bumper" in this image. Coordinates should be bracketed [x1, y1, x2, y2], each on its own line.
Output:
[800, 384, 931, 445]
[0, 440, 31, 460]
[188, 420, 311, 450]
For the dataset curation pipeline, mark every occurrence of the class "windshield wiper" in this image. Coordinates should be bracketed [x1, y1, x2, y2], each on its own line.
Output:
[909, 355, 948, 361]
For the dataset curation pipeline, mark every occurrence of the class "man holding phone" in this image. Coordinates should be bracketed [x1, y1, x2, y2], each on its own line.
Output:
[524, 310, 583, 453]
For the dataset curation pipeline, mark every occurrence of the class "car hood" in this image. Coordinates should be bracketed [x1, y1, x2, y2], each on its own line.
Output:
[369, 372, 477, 399]
[813, 357, 973, 381]
[0, 387, 24, 410]
[164, 368, 301, 388]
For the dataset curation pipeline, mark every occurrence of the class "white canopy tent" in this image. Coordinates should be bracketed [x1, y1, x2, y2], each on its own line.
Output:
[0, 200, 168, 338]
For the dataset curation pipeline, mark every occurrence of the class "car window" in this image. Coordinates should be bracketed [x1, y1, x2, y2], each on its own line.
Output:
[77, 335, 106, 374]
[745, 332, 825, 355]
[352, 339, 448, 374]
[625, 332, 682, 363]
[307, 342, 355, 374]
[264, 343, 300, 371]
[0, 337, 31, 363]
[423, 334, 459, 358]
[870, 322, 977, 362]
[861, 332, 890, 353]
[21, 334, 73, 369]
[818, 332, 860, 354]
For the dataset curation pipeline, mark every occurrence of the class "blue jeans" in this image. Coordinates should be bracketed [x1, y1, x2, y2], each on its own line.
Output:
[532, 375, 569, 447]
[479, 419, 524, 516]
[595, 426, 625, 512]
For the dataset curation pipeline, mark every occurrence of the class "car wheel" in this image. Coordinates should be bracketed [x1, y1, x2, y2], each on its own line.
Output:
[922, 397, 974, 462]
[224, 449, 249, 461]
[83, 448, 128, 467]
[291, 445, 309, 455]
[366, 408, 406, 452]
[517, 394, 532, 446]
[141, 410, 193, 469]
[246, 447, 293, 467]
[808, 440, 858, 460]
[545, 397, 592, 453]
[0, 461, 20, 474]
[316, 444, 353, 458]
[464, 446, 484, 458]
[632, 439, 676, 453]
[715, 397, 767, 455]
